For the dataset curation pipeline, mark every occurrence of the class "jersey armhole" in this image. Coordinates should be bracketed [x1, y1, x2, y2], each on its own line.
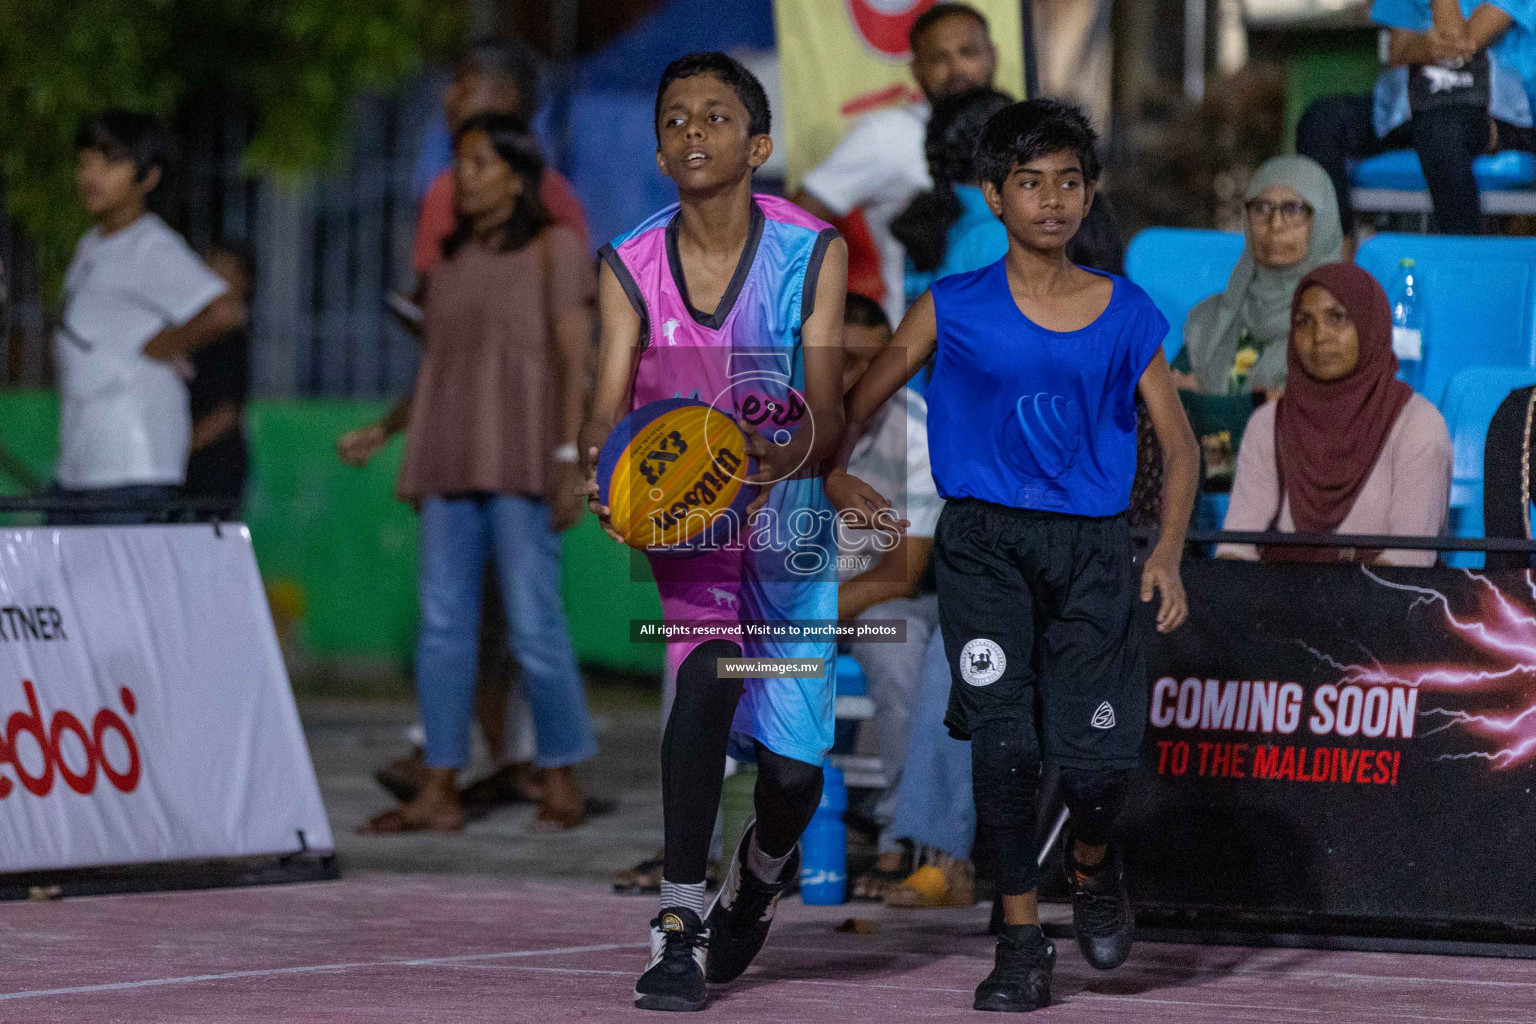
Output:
[598, 244, 651, 350]
[801, 228, 841, 323]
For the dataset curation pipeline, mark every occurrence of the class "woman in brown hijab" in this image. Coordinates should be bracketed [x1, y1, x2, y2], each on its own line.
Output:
[1216, 262, 1451, 566]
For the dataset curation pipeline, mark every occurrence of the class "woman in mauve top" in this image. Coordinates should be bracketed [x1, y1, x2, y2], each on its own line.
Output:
[349, 113, 597, 834]
[1218, 262, 1451, 566]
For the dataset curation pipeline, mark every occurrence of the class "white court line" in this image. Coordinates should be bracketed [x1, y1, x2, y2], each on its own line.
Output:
[768, 943, 1536, 990]
[417, 962, 1532, 1023]
[0, 942, 646, 1002]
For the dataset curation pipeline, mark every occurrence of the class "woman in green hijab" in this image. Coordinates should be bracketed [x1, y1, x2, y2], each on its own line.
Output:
[1171, 155, 1342, 484]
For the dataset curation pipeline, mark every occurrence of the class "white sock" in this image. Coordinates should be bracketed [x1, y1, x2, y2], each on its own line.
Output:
[660, 880, 706, 918]
[745, 834, 794, 884]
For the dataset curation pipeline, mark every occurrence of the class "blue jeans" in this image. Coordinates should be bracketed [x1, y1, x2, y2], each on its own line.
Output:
[890, 629, 975, 859]
[417, 493, 596, 770]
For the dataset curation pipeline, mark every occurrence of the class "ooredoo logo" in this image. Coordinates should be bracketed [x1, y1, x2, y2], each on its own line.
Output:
[847, 0, 937, 58]
[0, 680, 141, 798]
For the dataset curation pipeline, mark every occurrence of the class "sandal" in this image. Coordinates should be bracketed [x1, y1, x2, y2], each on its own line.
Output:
[614, 850, 666, 894]
[613, 852, 721, 895]
[357, 804, 464, 835]
[852, 842, 913, 901]
[884, 853, 976, 909]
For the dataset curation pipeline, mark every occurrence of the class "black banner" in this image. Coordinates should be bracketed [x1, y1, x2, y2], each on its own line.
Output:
[1124, 560, 1536, 929]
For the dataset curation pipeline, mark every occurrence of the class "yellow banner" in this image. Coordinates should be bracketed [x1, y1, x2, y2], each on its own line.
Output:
[774, 0, 1026, 189]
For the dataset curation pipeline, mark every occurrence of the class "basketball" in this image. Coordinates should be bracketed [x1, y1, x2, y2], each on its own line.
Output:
[595, 398, 758, 552]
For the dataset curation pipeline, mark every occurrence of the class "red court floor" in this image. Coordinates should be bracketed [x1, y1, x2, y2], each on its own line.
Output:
[3, 873, 1534, 1022]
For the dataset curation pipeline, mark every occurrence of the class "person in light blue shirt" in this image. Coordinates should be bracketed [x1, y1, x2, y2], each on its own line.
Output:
[891, 86, 1012, 314]
[1298, 0, 1536, 235]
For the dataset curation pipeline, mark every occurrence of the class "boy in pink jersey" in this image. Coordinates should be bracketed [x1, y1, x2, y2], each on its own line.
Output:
[580, 53, 848, 1012]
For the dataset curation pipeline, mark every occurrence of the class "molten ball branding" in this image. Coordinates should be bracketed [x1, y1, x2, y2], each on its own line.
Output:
[598, 399, 758, 553]
[0, 679, 141, 799]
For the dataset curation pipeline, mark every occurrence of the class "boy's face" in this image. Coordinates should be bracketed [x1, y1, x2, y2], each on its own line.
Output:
[841, 320, 892, 394]
[655, 74, 771, 192]
[911, 14, 996, 101]
[444, 68, 521, 132]
[982, 149, 1095, 254]
[75, 148, 157, 219]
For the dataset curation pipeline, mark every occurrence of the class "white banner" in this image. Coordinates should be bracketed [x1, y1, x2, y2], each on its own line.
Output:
[0, 524, 334, 874]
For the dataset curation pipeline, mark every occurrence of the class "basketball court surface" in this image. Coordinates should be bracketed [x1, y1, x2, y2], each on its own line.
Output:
[5, 872, 1534, 1022]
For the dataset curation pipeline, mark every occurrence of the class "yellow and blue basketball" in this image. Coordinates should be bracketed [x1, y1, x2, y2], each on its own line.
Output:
[596, 398, 758, 553]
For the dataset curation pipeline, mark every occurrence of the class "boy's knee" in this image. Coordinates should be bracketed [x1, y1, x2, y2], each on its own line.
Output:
[1059, 766, 1132, 846]
[756, 746, 824, 813]
[970, 717, 1041, 824]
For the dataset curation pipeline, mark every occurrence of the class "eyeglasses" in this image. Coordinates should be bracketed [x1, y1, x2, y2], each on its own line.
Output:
[1245, 198, 1314, 225]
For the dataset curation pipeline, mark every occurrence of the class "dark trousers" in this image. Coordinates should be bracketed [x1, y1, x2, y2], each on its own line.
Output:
[1296, 94, 1536, 235]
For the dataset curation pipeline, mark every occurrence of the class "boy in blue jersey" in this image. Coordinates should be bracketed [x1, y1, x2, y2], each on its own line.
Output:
[832, 99, 1199, 1012]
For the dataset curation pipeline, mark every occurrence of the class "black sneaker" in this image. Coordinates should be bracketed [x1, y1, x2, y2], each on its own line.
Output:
[634, 907, 709, 1011]
[704, 820, 798, 983]
[974, 926, 1055, 1012]
[1066, 840, 1134, 970]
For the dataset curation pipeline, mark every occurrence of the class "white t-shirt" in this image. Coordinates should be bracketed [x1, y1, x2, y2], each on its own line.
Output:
[838, 387, 942, 582]
[802, 103, 931, 327]
[54, 215, 227, 488]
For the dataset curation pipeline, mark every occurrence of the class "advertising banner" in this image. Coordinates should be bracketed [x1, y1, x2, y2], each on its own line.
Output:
[0, 525, 334, 874]
[1125, 560, 1536, 927]
[774, 0, 1027, 188]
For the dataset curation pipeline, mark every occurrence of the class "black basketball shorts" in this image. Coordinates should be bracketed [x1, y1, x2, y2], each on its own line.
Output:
[935, 499, 1147, 770]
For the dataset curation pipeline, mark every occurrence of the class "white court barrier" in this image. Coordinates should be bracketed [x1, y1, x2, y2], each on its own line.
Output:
[0, 524, 333, 874]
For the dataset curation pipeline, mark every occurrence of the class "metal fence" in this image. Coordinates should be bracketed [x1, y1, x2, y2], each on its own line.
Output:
[1, 78, 440, 400]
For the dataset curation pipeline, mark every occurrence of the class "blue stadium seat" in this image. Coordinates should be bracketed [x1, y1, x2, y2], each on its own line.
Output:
[1125, 228, 1244, 362]
[1353, 234, 1536, 406]
[1350, 150, 1536, 192]
[1439, 366, 1536, 567]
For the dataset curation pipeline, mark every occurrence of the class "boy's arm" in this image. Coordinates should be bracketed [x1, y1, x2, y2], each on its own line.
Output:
[838, 534, 933, 620]
[1136, 351, 1200, 634]
[141, 292, 246, 361]
[824, 293, 939, 528]
[742, 238, 849, 500]
[578, 259, 643, 542]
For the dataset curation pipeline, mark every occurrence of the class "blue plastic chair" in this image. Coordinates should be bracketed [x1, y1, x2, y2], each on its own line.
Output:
[1354, 234, 1536, 406]
[1439, 366, 1536, 567]
[1350, 150, 1536, 192]
[1125, 228, 1245, 362]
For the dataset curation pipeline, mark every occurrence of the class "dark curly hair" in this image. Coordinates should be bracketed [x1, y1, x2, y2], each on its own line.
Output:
[975, 98, 1101, 191]
[890, 87, 1012, 273]
[654, 52, 771, 141]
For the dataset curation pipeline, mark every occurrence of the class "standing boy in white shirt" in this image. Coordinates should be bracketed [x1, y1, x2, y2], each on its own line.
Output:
[793, 2, 998, 326]
[53, 110, 244, 524]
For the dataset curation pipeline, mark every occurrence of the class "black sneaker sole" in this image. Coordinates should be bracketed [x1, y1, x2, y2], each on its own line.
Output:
[973, 992, 1050, 1013]
[633, 989, 707, 1012]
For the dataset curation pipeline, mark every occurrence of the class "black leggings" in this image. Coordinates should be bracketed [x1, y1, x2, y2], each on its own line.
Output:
[1297, 94, 1536, 235]
[660, 641, 825, 883]
[970, 718, 1132, 896]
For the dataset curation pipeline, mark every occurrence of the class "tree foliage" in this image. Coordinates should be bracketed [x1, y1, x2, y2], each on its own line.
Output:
[0, 0, 464, 288]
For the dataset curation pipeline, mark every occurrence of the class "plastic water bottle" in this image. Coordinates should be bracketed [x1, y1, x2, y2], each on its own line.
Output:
[799, 762, 847, 905]
[1391, 257, 1424, 384]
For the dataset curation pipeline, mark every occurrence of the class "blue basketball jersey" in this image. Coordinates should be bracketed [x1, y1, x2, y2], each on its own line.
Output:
[925, 260, 1168, 516]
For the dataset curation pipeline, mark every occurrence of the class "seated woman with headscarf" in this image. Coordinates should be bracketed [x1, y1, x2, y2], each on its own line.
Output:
[1172, 156, 1342, 485]
[1216, 263, 1451, 567]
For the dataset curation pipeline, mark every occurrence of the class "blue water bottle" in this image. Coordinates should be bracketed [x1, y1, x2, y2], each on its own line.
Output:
[1391, 257, 1424, 388]
[799, 762, 847, 905]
